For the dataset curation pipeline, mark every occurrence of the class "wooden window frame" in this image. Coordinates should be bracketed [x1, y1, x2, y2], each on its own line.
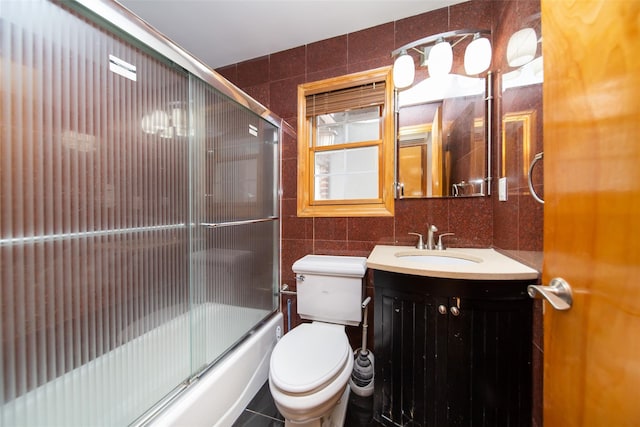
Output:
[297, 66, 395, 217]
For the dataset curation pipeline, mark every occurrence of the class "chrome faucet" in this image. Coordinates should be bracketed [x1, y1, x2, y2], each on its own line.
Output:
[426, 224, 438, 250]
[411, 225, 452, 250]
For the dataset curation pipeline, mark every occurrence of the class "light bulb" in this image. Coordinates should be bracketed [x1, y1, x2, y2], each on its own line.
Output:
[141, 110, 170, 135]
[507, 28, 537, 67]
[428, 41, 453, 78]
[393, 51, 415, 89]
[464, 36, 492, 75]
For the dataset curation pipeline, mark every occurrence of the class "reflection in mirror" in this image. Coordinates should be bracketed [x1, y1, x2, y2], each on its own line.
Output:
[503, 13, 542, 90]
[398, 123, 432, 197]
[502, 56, 543, 90]
[501, 12, 543, 201]
[502, 111, 536, 181]
[397, 74, 489, 198]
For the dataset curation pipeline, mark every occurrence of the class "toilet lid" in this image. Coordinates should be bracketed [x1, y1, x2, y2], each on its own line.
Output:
[270, 323, 350, 394]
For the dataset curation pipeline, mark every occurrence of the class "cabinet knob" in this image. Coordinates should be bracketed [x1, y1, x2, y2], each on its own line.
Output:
[449, 297, 461, 316]
[438, 305, 447, 315]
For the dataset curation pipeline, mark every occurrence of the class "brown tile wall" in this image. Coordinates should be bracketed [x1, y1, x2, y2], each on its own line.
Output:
[492, 2, 544, 426]
[217, 0, 543, 424]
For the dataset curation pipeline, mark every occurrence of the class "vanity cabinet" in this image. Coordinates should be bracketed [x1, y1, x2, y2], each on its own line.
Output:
[373, 269, 535, 427]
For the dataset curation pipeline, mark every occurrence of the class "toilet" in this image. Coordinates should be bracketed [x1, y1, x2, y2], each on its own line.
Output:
[269, 255, 367, 427]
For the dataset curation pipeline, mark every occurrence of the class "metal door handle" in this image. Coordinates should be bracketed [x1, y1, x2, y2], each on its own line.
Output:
[527, 277, 573, 311]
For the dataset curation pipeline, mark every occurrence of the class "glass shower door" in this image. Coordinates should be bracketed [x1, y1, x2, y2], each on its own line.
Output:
[188, 76, 280, 373]
[1, 1, 194, 424]
[1, 1, 280, 425]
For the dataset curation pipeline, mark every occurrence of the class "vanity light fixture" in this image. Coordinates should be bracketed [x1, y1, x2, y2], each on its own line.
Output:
[506, 27, 538, 67]
[428, 38, 453, 77]
[141, 102, 191, 138]
[391, 28, 492, 89]
[392, 50, 415, 89]
[464, 33, 492, 75]
[141, 109, 171, 138]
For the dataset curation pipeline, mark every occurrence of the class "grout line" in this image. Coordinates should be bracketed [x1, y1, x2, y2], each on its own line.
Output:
[244, 408, 283, 422]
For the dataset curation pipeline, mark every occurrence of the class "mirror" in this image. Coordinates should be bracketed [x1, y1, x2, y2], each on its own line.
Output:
[500, 12, 543, 202]
[396, 74, 490, 198]
[501, 111, 536, 180]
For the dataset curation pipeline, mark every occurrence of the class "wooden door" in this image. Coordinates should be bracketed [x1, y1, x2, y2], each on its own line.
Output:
[541, 1, 640, 425]
[398, 144, 427, 197]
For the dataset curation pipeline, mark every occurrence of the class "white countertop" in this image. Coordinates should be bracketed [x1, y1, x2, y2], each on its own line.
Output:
[367, 245, 539, 280]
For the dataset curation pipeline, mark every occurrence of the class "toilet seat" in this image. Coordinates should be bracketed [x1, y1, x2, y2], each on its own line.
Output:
[270, 322, 350, 394]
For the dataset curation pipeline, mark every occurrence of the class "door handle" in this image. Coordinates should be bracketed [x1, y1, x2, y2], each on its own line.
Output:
[527, 277, 573, 311]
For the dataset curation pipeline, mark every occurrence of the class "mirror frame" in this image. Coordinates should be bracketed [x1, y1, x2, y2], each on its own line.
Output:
[501, 110, 537, 189]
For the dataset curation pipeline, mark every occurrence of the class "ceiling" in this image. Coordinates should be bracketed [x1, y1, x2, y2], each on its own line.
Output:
[116, 0, 467, 70]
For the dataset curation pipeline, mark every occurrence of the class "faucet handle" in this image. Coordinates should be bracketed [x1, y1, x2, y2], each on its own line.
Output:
[408, 232, 426, 249]
[436, 233, 455, 250]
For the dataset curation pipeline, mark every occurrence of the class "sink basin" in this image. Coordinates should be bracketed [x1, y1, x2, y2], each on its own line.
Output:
[394, 251, 482, 266]
[367, 245, 540, 280]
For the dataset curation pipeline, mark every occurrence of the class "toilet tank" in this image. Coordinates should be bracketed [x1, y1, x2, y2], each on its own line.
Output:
[293, 255, 367, 326]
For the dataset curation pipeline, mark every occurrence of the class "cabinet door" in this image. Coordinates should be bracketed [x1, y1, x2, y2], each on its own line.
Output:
[373, 270, 534, 427]
[446, 297, 533, 426]
[374, 286, 448, 426]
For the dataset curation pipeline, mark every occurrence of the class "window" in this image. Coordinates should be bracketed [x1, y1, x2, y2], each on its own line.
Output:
[297, 67, 395, 217]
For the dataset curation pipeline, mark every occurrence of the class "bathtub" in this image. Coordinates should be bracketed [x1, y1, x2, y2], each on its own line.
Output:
[1, 306, 282, 427]
[148, 311, 283, 426]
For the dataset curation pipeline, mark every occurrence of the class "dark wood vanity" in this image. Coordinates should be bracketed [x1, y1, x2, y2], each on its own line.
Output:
[373, 269, 535, 426]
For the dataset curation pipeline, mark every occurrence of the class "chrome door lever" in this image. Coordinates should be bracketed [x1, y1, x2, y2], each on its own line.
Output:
[527, 277, 573, 311]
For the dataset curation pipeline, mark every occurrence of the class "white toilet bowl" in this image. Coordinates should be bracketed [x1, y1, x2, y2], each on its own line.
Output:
[269, 255, 367, 426]
[269, 322, 354, 426]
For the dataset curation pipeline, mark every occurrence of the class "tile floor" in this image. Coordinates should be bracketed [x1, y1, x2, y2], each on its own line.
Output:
[233, 381, 382, 426]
